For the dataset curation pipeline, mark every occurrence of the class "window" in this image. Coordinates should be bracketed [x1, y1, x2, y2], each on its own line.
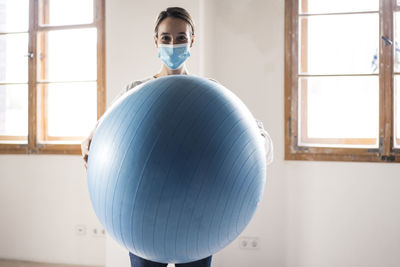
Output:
[285, 0, 400, 162]
[0, 0, 105, 154]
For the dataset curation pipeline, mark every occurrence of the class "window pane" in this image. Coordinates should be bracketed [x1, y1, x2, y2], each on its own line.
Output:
[0, 84, 28, 138]
[0, 0, 29, 32]
[394, 76, 400, 149]
[299, 76, 379, 148]
[0, 33, 28, 82]
[299, 0, 378, 14]
[299, 14, 379, 75]
[37, 28, 97, 82]
[393, 12, 400, 73]
[39, 82, 97, 138]
[39, 0, 93, 26]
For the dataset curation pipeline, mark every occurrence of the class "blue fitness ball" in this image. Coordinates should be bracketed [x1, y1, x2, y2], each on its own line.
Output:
[87, 75, 267, 264]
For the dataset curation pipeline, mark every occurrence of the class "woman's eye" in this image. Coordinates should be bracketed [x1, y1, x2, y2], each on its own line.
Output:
[178, 36, 187, 41]
[161, 36, 171, 42]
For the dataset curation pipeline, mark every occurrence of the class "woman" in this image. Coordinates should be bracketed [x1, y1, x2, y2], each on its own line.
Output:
[81, 7, 272, 267]
[81, 7, 195, 168]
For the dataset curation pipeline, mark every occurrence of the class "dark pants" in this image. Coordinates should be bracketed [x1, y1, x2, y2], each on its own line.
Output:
[129, 252, 212, 267]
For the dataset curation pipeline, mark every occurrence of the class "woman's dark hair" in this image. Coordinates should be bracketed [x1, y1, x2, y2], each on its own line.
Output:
[154, 7, 195, 37]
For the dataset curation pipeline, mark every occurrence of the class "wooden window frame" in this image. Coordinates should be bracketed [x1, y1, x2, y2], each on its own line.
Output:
[0, 0, 106, 155]
[285, 0, 400, 162]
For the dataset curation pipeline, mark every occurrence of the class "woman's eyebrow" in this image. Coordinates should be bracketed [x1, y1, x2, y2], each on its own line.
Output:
[160, 32, 188, 36]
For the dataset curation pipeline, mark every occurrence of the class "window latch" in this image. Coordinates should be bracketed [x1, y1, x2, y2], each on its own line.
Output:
[381, 155, 395, 162]
[382, 36, 393, 46]
[24, 52, 34, 59]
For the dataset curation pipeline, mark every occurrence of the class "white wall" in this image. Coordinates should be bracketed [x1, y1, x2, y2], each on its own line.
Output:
[1, 0, 400, 267]
[0, 155, 105, 266]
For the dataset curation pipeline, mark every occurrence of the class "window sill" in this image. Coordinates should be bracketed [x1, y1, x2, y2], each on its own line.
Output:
[0, 143, 82, 155]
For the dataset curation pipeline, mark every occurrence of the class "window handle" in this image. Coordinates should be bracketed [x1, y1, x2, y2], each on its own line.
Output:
[24, 52, 34, 59]
[382, 36, 393, 46]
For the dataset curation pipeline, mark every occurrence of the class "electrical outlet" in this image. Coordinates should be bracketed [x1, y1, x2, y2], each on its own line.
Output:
[239, 236, 259, 250]
[75, 225, 87, 236]
[91, 226, 106, 238]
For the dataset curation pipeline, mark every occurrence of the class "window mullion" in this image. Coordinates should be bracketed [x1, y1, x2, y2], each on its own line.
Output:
[380, 0, 394, 157]
[390, 0, 400, 154]
[96, 0, 106, 119]
[28, 0, 38, 153]
[284, 0, 299, 158]
[37, 0, 49, 142]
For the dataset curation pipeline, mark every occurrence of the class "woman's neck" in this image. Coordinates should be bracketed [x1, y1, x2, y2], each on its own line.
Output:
[154, 64, 189, 78]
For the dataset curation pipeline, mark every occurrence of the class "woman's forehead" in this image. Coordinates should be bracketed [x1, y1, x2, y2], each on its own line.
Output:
[157, 17, 190, 34]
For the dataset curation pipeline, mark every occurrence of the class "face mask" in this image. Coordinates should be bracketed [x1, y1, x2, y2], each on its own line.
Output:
[157, 43, 191, 70]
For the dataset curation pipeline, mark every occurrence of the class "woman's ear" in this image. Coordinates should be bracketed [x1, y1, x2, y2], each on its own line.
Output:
[154, 35, 159, 48]
[190, 35, 195, 48]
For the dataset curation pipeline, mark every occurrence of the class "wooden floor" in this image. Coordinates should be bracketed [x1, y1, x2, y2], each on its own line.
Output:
[0, 259, 103, 267]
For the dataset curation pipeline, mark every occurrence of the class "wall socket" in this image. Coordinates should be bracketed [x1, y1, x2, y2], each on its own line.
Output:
[238, 236, 260, 250]
[91, 226, 106, 238]
[75, 224, 106, 238]
[75, 224, 87, 236]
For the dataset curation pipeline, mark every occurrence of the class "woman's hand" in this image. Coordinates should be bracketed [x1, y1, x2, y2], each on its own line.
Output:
[81, 137, 91, 169]
[81, 124, 98, 169]
[255, 119, 273, 165]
